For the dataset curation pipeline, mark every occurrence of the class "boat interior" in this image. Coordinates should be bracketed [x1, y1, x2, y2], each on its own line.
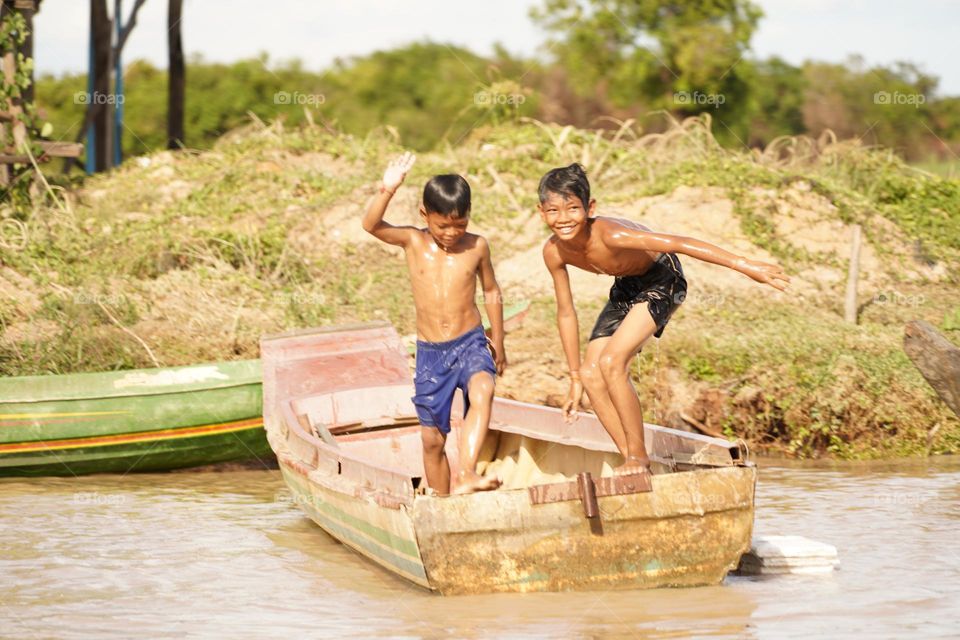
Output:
[284, 382, 744, 493]
[262, 324, 745, 498]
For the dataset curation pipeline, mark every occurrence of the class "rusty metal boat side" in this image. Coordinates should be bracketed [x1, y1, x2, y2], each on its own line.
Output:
[410, 408, 756, 594]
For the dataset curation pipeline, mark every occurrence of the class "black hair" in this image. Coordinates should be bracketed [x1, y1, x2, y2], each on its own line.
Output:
[422, 174, 471, 218]
[538, 163, 590, 209]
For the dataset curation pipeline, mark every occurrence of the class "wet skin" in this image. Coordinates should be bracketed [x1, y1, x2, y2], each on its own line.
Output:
[362, 152, 505, 494]
[540, 192, 790, 475]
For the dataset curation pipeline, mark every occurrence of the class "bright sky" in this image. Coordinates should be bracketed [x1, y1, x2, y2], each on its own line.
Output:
[33, 0, 960, 96]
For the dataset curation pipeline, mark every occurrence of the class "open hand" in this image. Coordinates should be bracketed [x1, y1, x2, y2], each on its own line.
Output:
[382, 152, 416, 193]
[739, 258, 790, 292]
[562, 378, 584, 423]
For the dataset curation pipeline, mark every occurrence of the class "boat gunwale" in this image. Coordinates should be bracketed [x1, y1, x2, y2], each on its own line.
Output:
[0, 360, 263, 405]
[280, 390, 740, 463]
[274, 389, 748, 512]
[260, 321, 392, 345]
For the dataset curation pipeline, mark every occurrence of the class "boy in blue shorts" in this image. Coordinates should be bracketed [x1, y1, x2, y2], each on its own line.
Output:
[362, 152, 506, 494]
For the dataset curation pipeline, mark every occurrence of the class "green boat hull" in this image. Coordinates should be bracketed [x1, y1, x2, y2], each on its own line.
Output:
[0, 360, 270, 477]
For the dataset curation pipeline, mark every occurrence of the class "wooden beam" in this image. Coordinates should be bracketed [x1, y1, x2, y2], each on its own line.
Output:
[3, 141, 83, 158]
[36, 140, 83, 158]
[0, 154, 31, 163]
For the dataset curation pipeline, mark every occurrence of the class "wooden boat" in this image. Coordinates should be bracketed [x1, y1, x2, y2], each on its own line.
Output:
[0, 360, 269, 476]
[261, 323, 757, 595]
[904, 320, 960, 418]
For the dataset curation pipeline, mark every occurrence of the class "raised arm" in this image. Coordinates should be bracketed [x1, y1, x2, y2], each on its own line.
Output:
[603, 224, 791, 291]
[361, 152, 418, 247]
[543, 240, 584, 422]
[477, 237, 506, 374]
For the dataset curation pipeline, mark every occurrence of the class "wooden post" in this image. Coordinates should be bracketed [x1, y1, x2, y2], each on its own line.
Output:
[0, 5, 5, 187]
[113, 0, 123, 166]
[18, 0, 35, 105]
[1, 24, 26, 186]
[844, 224, 862, 324]
[0, 1, 80, 186]
[90, 0, 112, 172]
[167, 0, 184, 149]
[63, 0, 144, 174]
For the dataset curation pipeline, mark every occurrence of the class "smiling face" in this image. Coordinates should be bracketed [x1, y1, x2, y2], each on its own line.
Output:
[421, 209, 470, 250]
[538, 191, 594, 241]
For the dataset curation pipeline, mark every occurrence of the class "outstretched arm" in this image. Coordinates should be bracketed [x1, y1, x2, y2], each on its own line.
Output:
[478, 238, 506, 375]
[603, 225, 791, 291]
[544, 241, 584, 422]
[361, 152, 418, 247]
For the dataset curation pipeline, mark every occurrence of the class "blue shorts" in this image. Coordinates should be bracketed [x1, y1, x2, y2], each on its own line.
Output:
[412, 325, 497, 434]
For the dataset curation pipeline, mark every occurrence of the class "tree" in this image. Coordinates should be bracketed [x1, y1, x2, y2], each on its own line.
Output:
[530, 0, 763, 122]
[748, 56, 805, 146]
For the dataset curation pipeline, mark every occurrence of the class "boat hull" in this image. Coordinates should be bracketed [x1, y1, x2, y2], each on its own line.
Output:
[278, 457, 429, 587]
[0, 361, 270, 476]
[261, 323, 758, 594]
[413, 465, 756, 594]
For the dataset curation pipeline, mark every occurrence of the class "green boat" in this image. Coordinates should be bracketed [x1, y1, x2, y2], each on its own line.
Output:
[0, 360, 270, 477]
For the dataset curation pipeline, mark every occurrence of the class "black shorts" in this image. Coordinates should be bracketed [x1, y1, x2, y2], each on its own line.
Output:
[589, 252, 687, 342]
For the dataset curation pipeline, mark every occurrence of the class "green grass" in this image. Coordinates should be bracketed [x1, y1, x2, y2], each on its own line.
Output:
[2, 115, 958, 458]
[912, 158, 960, 180]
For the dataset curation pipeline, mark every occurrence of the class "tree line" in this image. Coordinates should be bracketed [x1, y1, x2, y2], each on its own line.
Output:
[32, 0, 959, 167]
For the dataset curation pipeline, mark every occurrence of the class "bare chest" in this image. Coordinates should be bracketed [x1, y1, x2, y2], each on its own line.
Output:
[406, 248, 479, 286]
[560, 244, 656, 277]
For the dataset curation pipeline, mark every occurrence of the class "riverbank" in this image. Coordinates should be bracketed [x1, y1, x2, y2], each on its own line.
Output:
[1, 116, 958, 458]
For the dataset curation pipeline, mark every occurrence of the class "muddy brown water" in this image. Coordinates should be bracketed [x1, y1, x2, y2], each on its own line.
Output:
[1, 457, 958, 639]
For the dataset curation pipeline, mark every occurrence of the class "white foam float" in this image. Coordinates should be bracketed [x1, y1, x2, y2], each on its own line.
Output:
[736, 535, 839, 575]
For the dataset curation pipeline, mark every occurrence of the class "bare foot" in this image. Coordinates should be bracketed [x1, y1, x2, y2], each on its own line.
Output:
[614, 455, 651, 477]
[452, 470, 502, 495]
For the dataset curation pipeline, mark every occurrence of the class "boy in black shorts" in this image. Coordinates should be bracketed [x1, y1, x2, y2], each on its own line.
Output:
[539, 163, 789, 476]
